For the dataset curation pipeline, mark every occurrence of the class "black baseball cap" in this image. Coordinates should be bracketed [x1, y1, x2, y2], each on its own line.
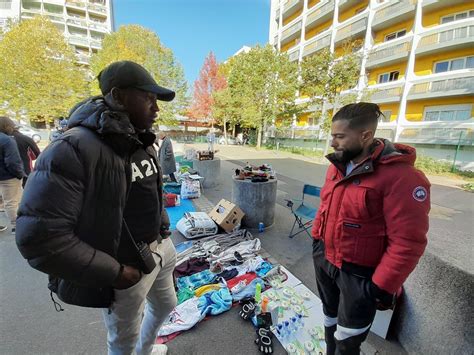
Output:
[98, 60, 175, 101]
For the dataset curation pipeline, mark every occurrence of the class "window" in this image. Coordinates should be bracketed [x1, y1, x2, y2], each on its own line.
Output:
[434, 56, 474, 73]
[441, 10, 474, 24]
[384, 29, 406, 42]
[378, 71, 399, 83]
[423, 104, 472, 122]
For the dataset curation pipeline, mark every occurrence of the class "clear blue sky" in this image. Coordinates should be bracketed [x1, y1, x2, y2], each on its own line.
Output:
[114, 0, 271, 89]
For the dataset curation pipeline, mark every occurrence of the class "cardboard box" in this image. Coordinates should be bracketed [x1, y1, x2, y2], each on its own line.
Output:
[208, 199, 245, 232]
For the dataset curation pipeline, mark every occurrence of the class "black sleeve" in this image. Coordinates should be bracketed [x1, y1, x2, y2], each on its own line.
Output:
[15, 140, 120, 287]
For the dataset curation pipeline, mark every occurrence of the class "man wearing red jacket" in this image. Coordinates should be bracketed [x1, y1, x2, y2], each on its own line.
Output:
[312, 103, 430, 355]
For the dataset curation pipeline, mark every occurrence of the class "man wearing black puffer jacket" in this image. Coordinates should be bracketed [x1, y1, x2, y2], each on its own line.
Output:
[16, 61, 177, 355]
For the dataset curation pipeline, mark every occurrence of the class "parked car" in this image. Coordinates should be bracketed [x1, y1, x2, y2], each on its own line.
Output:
[218, 136, 236, 145]
[17, 125, 41, 143]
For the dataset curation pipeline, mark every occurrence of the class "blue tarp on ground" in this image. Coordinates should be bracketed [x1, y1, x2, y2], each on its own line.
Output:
[166, 198, 196, 230]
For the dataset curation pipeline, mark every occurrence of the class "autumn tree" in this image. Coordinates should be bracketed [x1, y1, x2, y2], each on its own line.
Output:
[0, 16, 89, 125]
[90, 25, 188, 125]
[300, 43, 361, 153]
[223, 45, 301, 148]
[189, 52, 227, 128]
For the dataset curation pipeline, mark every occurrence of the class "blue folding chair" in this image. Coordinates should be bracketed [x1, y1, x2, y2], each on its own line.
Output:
[286, 184, 321, 238]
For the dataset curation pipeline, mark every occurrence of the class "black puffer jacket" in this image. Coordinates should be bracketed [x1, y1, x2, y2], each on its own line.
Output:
[16, 97, 168, 308]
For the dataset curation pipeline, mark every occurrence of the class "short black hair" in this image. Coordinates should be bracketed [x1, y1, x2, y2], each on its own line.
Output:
[332, 102, 383, 130]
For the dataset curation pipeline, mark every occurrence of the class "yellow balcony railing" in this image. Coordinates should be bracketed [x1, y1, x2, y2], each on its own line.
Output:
[306, 0, 334, 28]
[303, 32, 331, 57]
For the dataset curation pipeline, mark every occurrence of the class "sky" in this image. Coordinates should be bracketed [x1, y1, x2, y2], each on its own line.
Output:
[114, 0, 271, 90]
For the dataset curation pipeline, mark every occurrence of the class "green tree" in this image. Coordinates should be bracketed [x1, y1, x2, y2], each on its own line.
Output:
[0, 16, 89, 125]
[300, 43, 361, 153]
[224, 45, 301, 148]
[90, 25, 188, 126]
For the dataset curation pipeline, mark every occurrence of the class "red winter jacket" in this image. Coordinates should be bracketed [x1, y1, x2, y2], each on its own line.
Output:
[312, 139, 430, 293]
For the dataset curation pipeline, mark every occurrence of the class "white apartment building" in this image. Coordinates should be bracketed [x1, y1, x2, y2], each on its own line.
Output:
[0, 0, 114, 65]
[269, 0, 474, 146]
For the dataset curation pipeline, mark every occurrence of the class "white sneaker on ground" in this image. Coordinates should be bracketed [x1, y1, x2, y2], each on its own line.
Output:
[0, 225, 7, 232]
[151, 344, 168, 355]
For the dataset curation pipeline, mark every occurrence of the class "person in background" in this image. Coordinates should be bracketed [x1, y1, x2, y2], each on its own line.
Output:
[0, 116, 25, 233]
[49, 117, 69, 142]
[206, 129, 215, 151]
[311, 103, 430, 355]
[12, 125, 41, 187]
[157, 131, 177, 182]
[16, 61, 177, 355]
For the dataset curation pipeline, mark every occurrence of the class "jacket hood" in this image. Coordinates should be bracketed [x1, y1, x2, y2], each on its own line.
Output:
[67, 96, 156, 154]
[68, 96, 135, 137]
[376, 139, 417, 166]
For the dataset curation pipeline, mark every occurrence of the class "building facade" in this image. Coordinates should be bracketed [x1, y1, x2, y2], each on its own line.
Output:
[269, 0, 474, 146]
[0, 0, 114, 65]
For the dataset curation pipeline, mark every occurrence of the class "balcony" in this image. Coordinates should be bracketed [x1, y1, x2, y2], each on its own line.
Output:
[408, 71, 474, 100]
[288, 48, 300, 62]
[416, 19, 474, 56]
[68, 35, 89, 47]
[65, 1, 86, 10]
[372, 0, 416, 30]
[90, 39, 102, 49]
[282, 0, 303, 20]
[305, 0, 334, 29]
[281, 20, 302, 44]
[335, 12, 368, 43]
[88, 3, 107, 15]
[339, 0, 360, 12]
[367, 81, 404, 103]
[366, 34, 412, 69]
[75, 53, 90, 65]
[89, 21, 108, 32]
[67, 18, 87, 28]
[422, 0, 467, 11]
[303, 31, 331, 57]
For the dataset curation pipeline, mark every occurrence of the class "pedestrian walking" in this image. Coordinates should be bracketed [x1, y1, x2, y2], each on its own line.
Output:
[311, 103, 430, 354]
[206, 129, 215, 151]
[16, 61, 177, 355]
[157, 131, 177, 182]
[12, 125, 41, 187]
[0, 116, 25, 234]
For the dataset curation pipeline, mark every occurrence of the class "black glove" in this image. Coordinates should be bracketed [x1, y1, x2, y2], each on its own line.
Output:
[239, 297, 256, 320]
[255, 327, 273, 354]
[369, 281, 396, 310]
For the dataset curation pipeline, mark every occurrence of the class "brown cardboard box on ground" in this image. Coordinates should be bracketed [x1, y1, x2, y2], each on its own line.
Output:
[208, 199, 245, 232]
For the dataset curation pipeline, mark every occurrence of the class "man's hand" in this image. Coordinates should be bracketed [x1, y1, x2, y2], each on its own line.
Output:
[160, 228, 171, 238]
[112, 265, 141, 290]
[369, 281, 396, 310]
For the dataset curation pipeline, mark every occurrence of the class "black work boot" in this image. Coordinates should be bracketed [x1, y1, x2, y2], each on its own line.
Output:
[325, 325, 337, 355]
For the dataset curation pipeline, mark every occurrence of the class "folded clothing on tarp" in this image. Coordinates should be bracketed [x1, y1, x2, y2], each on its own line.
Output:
[176, 212, 218, 239]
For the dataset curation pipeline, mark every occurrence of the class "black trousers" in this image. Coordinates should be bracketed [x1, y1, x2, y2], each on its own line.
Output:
[312, 239, 377, 355]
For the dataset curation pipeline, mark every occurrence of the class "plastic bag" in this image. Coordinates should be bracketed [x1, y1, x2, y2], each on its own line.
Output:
[181, 179, 201, 199]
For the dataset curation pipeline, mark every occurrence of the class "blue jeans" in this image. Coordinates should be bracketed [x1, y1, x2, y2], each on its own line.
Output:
[102, 238, 177, 355]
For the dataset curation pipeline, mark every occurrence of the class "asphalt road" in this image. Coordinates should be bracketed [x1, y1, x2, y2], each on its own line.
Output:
[1, 144, 472, 354]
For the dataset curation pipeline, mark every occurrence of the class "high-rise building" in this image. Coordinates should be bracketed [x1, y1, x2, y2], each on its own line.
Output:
[269, 0, 473, 145]
[0, 0, 114, 65]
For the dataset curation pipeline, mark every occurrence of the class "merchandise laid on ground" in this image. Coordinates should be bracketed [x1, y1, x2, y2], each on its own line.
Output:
[157, 229, 328, 354]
